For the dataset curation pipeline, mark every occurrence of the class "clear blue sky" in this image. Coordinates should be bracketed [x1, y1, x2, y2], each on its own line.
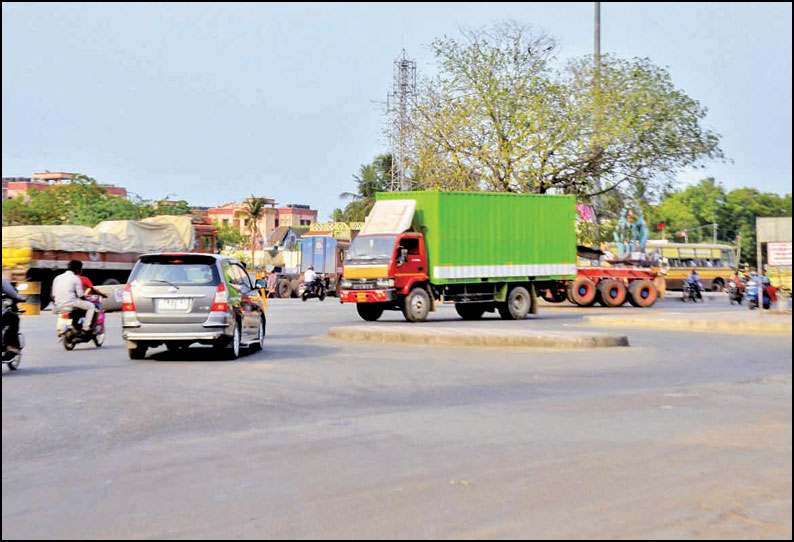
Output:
[2, 2, 792, 220]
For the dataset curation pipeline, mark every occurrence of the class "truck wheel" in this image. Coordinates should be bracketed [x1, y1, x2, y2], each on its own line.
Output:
[628, 280, 657, 308]
[356, 303, 385, 321]
[102, 278, 121, 285]
[403, 288, 430, 322]
[455, 303, 486, 320]
[597, 279, 627, 307]
[569, 277, 597, 307]
[289, 279, 300, 298]
[276, 279, 291, 298]
[498, 286, 530, 320]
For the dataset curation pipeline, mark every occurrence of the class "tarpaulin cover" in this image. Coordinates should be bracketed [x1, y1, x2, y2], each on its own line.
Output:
[2, 215, 195, 254]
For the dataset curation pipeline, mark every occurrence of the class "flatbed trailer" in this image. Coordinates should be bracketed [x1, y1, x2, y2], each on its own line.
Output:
[539, 266, 663, 308]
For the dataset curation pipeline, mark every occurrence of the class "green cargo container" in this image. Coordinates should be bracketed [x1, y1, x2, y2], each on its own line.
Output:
[375, 191, 577, 285]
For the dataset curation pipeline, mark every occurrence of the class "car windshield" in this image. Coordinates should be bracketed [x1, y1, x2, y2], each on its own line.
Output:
[345, 235, 397, 264]
[130, 256, 220, 286]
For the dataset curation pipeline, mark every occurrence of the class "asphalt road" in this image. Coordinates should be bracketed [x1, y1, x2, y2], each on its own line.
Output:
[2, 298, 791, 539]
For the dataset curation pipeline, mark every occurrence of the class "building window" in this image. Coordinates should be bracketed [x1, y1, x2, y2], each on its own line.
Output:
[275, 219, 279, 228]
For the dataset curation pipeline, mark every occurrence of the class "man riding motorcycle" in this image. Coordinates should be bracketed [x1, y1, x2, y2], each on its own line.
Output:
[686, 265, 703, 301]
[2, 277, 26, 358]
[51, 260, 96, 333]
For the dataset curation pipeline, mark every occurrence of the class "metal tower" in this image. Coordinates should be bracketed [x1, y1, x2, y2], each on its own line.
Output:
[386, 49, 416, 191]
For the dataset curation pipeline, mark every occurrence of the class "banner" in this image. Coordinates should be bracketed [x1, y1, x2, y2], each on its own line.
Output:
[768, 242, 792, 266]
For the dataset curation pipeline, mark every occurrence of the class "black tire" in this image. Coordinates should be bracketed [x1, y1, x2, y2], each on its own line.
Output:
[276, 279, 291, 299]
[356, 303, 385, 321]
[102, 278, 121, 286]
[289, 279, 300, 298]
[301, 291, 309, 302]
[597, 279, 627, 307]
[224, 320, 241, 360]
[128, 343, 147, 360]
[319, 288, 326, 302]
[249, 317, 265, 352]
[498, 286, 531, 320]
[63, 339, 75, 351]
[455, 303, 486, 320]
[403, 288, 430, 322]
[711, 279, 724, 292]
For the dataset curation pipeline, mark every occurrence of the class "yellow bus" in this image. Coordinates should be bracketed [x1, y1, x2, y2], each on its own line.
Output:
[645, 240, 738, 291]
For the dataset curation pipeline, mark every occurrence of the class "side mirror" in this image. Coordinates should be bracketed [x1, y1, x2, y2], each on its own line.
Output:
[396, 247, 407, 266]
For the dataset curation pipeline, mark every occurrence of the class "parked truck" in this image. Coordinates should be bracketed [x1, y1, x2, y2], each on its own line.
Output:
[338, 191, 577, 322]
[2, 214, 217, 310]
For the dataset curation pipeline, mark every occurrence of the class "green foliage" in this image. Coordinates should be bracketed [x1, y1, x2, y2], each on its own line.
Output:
[333, 154, 392, 222]
[1, 174, 195, 227]
[409, 22, 725, 202]
[214, 220, 246, 251]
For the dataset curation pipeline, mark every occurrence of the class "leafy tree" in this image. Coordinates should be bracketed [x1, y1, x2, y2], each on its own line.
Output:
[408, 22, 725, 207]
[333, 154, 392, 222]
[214, 220, 246, 252]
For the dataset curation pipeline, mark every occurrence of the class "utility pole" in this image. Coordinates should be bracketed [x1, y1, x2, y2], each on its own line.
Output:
[593, 2, 603, 241]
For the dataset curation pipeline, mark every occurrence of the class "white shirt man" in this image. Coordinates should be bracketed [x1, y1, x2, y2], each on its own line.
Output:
[304, 268, 317, 284]
[52, 265, 95, 330]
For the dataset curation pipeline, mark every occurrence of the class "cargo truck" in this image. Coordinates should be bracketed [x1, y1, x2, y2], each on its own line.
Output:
[2, 215, 217, 310]
[338, 191, 577, 322]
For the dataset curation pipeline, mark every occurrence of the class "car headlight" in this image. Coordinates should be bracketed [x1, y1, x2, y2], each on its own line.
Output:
[340, 279, 352, 289]
[375, 278, 394, 288]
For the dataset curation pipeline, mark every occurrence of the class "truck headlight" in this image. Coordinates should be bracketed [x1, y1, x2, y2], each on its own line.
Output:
[376, 278, 394, 288]
[340, 279, 352, 289]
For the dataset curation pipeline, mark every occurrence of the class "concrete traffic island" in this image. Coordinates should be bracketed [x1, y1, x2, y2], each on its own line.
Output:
[327, 325, 629, 348]
[581, 310, 793, 335]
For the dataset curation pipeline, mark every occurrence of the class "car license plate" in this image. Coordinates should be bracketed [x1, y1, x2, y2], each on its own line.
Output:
[157, 298, 190, 311]
[357, 293, 367, 302]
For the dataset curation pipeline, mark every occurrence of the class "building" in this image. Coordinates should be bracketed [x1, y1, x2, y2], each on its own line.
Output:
[2, 171, 127, 200]
[207, 199, 318, 248]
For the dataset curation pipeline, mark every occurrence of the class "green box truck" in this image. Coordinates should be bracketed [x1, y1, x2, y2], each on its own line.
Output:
[338, 191, 577, 322]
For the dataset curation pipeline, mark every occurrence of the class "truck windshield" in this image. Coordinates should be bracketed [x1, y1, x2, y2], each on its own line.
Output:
[345, 235, 397, 264]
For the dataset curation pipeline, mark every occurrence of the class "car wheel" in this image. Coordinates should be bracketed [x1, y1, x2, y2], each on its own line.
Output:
[128, 343, 147, 360]
[225, 320, 241, 359]
[250, 317, 265, 351]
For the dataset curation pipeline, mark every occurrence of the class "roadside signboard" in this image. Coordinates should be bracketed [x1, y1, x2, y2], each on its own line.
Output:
[768, 242, 792, 266]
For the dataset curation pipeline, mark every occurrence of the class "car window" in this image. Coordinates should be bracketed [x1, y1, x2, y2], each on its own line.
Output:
[130, 255, 220, 286]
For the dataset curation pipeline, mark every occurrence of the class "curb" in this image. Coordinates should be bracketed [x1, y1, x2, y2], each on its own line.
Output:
[327, 326, 629, 349]
[581, 315, 792, 335]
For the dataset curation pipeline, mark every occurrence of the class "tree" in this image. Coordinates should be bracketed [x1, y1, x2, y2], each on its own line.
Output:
[408, 22, 725, 206]
[333, 154, 392, 222]
[241, 196, 270, 267]
[214, 220, 246, 252]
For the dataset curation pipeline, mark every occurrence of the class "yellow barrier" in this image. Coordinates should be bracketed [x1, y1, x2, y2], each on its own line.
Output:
[15, 281, 41, 315]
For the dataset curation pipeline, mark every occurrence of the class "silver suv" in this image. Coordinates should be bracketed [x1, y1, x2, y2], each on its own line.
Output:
[122, 253, 267, 360]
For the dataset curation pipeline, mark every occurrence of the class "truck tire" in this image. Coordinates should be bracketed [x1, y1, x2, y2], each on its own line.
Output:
[102, 278, 121, 285]
[276, 279, 291, 298]
[403, 287, 430, 322]
[455, 303, 486, 320]
[498, 286, 530, 320]
[628, 280, 657, 308]
[356, 303, 385, 321]
[597, 279, 627, 307]
[569, 277, 597, 307]
[289, 279, 300, 298]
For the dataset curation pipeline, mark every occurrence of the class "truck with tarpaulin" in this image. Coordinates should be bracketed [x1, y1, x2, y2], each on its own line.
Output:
[2, 215, 217, 311]
[338, 191, 577, 322]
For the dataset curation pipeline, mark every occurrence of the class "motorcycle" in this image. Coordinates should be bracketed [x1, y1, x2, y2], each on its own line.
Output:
[299, 279, 326, 302]
[728, 279, 744, 305]
[57, 295, 106, 350]
[682, 280, 703, 303]
[2, 297, 25, 371]
[746, 276, 777, 310]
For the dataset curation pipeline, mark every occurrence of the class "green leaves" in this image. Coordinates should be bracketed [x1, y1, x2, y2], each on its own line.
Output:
[408, 22, 725, 204]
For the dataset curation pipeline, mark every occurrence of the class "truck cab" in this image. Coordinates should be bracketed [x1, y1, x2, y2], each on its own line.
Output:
[339, 232, 428, 306]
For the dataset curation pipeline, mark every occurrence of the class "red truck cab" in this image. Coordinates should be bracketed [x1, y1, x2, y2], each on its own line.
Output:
[339, 233, 428, 305]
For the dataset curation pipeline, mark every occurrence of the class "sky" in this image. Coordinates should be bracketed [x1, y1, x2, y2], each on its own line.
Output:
[2, 2, 792, 220]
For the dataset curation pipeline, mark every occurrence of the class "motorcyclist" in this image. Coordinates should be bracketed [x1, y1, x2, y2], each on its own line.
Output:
[687, 265, 703, 300]
[2, 277, 26, 357]
[52, 260, 96, 333]
[303, 266, 321, 295]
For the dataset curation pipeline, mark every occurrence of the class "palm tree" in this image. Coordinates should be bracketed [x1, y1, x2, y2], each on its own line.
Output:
[338, 154, 393, 222]
[242, 196, 270, 267]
